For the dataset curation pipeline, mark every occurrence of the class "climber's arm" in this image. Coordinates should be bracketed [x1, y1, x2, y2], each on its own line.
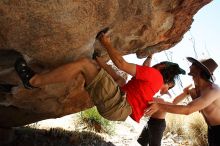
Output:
[98, 34, 136, 76]
[95, 56, 126, 86]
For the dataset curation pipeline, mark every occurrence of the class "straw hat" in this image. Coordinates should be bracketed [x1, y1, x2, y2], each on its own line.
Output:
[187, 57, 218, 82]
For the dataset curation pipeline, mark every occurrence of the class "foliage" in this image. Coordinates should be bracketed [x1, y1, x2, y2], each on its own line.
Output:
[77, 107, 115, 135]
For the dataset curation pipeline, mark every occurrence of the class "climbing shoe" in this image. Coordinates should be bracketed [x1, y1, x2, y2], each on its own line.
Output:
[14, 57, 36, 89]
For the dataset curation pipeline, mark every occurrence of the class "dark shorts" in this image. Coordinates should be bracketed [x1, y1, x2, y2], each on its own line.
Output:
[208, 125, 220, 146]
[86, 69, 132, 121]
[137, 117, 166, 146]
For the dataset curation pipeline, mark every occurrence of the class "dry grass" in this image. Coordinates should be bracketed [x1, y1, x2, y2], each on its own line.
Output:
[164, 113, 187, 136]
[164, 112, 208, 146]
[185, 112, 208, 146]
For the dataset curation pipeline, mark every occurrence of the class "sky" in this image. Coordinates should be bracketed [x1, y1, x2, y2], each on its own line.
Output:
[124, 0, 220, 93]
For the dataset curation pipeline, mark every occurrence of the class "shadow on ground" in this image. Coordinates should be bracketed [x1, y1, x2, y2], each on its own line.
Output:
[2, 127, 115, 146]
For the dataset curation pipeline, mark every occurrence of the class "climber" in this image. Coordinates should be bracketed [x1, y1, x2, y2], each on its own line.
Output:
[144, 57, 220, 146]
[11, 29, 185, 123]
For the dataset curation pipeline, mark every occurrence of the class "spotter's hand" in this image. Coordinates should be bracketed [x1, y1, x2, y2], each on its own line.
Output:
[183, 84, 193, 95]
[144, 101, 160, 116]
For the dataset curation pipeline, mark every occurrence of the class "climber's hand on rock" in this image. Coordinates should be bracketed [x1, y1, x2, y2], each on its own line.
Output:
[96, 27, 111, 46]
[96, 27, 109, 39]
[99, 34, 111, 46]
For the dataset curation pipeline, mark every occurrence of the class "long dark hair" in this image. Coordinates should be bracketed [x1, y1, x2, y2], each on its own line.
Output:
[153, 61, 186, 84]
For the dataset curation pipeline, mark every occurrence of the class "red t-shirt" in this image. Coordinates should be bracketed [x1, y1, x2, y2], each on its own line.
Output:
[121, 65, 163, 122]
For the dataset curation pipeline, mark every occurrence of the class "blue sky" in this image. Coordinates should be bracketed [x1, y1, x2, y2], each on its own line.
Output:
[168, 0, 220, 86]
[125, 1, 220, 91]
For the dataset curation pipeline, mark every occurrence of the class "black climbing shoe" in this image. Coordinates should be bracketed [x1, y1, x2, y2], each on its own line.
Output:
[14, 57, 36, 89]
[96, 27, 110, 40]
[0, 83, 17, 93]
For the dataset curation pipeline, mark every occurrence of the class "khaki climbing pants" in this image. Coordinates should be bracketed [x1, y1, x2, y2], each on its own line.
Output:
[86, 69, 132, 121]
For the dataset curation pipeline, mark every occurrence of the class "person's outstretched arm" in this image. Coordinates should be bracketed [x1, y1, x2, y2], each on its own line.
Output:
[98, 34, 136, 76]
[172, 84, 192, 104]
[145, 88, 220, 116]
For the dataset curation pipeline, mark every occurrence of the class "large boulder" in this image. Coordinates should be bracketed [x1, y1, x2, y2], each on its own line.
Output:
[0, 0, 211, 127]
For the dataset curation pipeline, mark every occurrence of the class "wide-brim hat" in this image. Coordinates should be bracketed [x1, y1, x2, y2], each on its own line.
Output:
[186, 57, 218, 81]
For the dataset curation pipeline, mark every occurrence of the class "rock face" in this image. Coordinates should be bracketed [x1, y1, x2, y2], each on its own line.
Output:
[0, 0, 211, 127]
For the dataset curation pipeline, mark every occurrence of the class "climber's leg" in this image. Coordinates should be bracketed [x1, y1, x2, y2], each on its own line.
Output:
[15, 57, 100, 88]
[30, 58, 99, 87]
